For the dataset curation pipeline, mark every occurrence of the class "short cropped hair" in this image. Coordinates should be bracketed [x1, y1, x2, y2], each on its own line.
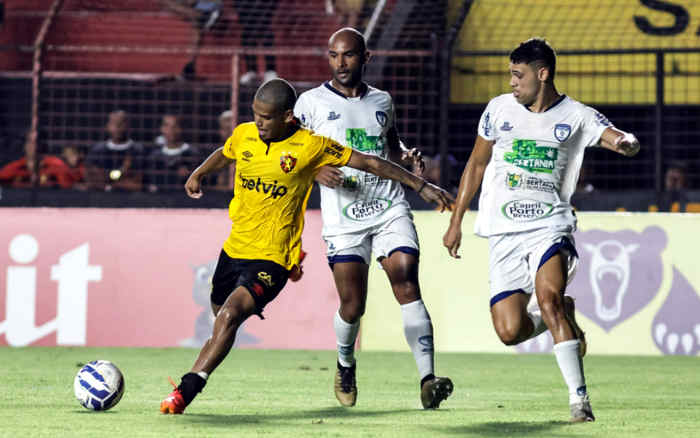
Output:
[254, 78, 297, 113]
[510, 38, 556, 81]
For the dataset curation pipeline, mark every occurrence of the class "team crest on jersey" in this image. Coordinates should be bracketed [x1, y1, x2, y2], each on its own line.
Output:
[554, 123, 572, 142]
[376, 111, 388, 127]
[280, 153, 297, 173]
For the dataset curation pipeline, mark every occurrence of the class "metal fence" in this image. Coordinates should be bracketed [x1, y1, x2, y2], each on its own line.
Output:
[2, 0, 700, 207]
[447, 48, 700, 193]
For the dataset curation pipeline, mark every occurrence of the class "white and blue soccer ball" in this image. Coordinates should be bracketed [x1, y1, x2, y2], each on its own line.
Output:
[73, 360, 125, 411]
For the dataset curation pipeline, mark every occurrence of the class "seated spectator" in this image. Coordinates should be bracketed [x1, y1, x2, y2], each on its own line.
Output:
[655, 162, 688, 212]
[39, 146, 86, 189]
[0, 146, 85, 189]
[85, 110, 145, 191]
[0, 154, 37, 188]
[218, 109, 233, 141]
[146, 114, 200, 192]
[206, 109, 234, 190]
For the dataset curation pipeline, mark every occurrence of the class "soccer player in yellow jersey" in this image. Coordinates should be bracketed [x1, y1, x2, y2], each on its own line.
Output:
[160, 78, 453, 414]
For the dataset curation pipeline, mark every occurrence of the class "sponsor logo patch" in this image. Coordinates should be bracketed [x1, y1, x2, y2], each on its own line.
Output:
[506, 173, 556, 193]
[506, 173, 522, 189]
[504, 139, 558, 173]
[594, 111, 611, 127]
[501, 199, 554, 222]
[346, 128, 382, 153]
[482, 112, 491, 137]
[500, 121, 513, 131]
[257, 272, 274, 287]
[239, 175, 288, 199]
[342, 175, 359, 190]
[343, 198, 392, 221]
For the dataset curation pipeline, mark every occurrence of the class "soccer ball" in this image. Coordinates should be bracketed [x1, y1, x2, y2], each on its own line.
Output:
[74, 360, 125, 411]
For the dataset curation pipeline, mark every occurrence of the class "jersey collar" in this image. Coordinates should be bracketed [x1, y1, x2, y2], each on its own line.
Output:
[260, 119, 301, 145]
[523, 94, 567, 113]
[324, 81, 369, 99]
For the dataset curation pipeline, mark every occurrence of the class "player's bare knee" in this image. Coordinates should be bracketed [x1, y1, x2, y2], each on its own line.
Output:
[339, 300, 365, 322]
[392, 281, 420, 304]
[495, 321, 523, 346]
[217, 304, 245, 330]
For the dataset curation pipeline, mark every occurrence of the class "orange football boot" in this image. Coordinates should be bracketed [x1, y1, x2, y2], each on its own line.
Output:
[160, 377, 186, 414]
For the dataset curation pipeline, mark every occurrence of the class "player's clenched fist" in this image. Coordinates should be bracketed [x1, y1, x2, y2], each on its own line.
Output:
[185, 174, 203, 199]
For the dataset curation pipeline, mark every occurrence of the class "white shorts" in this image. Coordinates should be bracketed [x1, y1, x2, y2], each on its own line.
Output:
[488, 227, 578, 307]
[325, 214, 419, 266]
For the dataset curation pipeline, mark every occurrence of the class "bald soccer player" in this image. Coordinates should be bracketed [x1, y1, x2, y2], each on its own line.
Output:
[295, 28, 454, 409]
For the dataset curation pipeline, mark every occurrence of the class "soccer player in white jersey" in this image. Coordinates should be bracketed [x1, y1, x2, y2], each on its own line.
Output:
[443, 38, 640, 422]
[294, 28, 454, 409]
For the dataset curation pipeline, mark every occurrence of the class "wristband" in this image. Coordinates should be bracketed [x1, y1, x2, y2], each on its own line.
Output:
[417, 180, 427, 194]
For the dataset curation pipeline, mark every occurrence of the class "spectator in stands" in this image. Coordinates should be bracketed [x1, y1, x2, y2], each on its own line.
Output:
[233, 0, 277, 85]
[218, 109, 233, 140]
[162, 0, 223, 80]
[85, 110, 144, 191]
[146, 114, 200, 192]
[206, 109, 235, 189]
[0, 145, 85, 189]
[0, 153, 36, 188]
[39, 146, 86, 189]
[657, 161, 688, 211]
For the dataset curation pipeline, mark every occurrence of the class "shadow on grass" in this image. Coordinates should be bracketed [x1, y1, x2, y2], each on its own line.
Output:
[434, 421, 575, 437]
[183, 406, 417, 426]
[73, 410, 118, 414]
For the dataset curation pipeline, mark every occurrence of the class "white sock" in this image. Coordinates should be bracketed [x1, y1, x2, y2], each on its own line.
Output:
[196, 371, 209, 381]
[527, 307, 548, 339]
[401, 299, 435, 380]
[553, 339, 587, 404]
[334, 310, 360, 367]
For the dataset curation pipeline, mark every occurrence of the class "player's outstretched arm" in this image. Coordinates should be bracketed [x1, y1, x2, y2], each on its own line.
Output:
[345, 150, 454, 211]
[599, 127, 640, 157]
[185, 146, 234, 198]
[443, 136, 494, 259]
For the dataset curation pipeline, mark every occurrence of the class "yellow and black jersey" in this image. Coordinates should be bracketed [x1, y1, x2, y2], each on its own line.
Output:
[221, 122, 352, 270]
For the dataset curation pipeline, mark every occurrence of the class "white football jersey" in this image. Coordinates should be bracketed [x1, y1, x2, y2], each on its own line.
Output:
[294, 82, 411, 237]
[475, 93, 611, 237]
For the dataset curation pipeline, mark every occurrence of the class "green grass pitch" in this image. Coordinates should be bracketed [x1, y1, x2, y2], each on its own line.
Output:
[1, 347, 698, 437]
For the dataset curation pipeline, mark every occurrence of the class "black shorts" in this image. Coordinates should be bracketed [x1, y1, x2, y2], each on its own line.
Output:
[210, 250, 289, 317]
